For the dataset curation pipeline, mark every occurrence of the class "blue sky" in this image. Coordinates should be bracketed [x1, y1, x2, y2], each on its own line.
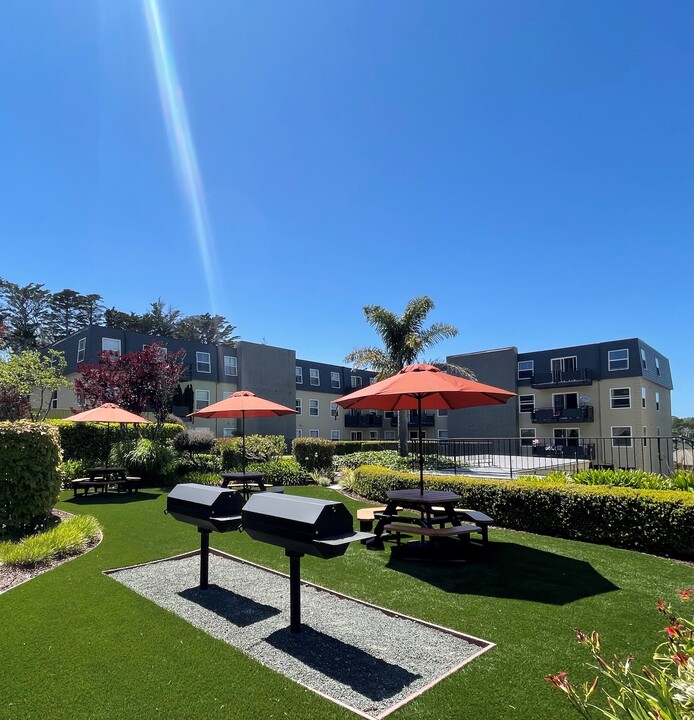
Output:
[1, 1, 691, 416]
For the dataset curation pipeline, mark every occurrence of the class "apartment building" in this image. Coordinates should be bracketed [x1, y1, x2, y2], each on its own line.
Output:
[447, 339, 673, 468]
[49, 329, 672, 457]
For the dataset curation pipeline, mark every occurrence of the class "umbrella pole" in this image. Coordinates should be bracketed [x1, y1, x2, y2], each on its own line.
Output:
[418, 396, 424, 495]
[242, 411, 246, 474]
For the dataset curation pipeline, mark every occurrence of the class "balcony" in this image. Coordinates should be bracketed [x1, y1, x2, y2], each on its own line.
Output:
[531, 368, 593, 388]
[532, 406, 595, 424]
[344, 413, 383, 428]
[408, 412, 436, 427]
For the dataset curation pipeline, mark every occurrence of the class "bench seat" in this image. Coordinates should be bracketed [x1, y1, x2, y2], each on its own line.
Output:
[384, 522, 481, 540]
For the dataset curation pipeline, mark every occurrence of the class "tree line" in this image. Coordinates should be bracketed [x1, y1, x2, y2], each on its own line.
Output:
[0, 278, 239, 354]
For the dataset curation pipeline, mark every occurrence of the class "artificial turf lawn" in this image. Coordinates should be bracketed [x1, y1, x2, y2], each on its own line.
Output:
[1, 486, 691, 720]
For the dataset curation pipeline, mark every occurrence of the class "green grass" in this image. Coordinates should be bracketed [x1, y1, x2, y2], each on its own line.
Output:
[0, 486, 691, 720]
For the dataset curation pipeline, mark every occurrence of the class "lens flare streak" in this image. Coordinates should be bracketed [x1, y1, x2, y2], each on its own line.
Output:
[143, 0, 218, 311]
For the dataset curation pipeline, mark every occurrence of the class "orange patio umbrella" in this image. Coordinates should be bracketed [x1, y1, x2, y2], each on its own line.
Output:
[334, 363, 516, 494]
[67, 402, 152, 465]
[188, 390, 297, 473]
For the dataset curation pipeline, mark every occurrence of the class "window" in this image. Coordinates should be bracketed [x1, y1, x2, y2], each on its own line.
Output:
[437, 409, 448, 417]
[438, 430, 449, 439]
[641, 348, 647, 370]
[351, 431, 363, 441]
[295, 398, 302, 415]
[554, 428, 580, 445]
[519, 394, 535, 413]
[641, 387, 647, 409]
[369, 431, 378, 439]
[330, 372, 340, 389]
[517, 360, 534, 380]
[611, 426, 632, 447]
[551, 356, 578, 373]
[384, 430, 396, 440]
[77, 337, 86, 363]
[655, 357, 661, 376]
[330, 402, 339, 418]
[351, 375, 363, 388]
[608, 349, 629, 371]
[331, 430, 340, 440]
[102, 337, 121, 356]
[384, 411, 395, 419]
[224, 356, 237, 376]
[610, 388, 631, 409]
[642, 426, 648, 447]
[520, 428, 536, 446]
[296, 429, 303, 438]
[196, 352, 211, 373]
[222, 426, 237, 438]
[655, 392, 660, 411]
[309, 429, 319, 438]
[296, 367, 303, 384]
[369, 377, 376, 385]
[194, 389, 210, 411]
[309, 399, 319, 416]
[310, 368, 320, 386]
[50, 390, 58, 409]
[223, 391, 233, 400]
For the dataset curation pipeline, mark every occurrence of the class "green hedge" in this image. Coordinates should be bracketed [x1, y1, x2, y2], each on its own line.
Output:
[349, 466, 694, 559]
[0, 421, 63, 531]
[45, 420, 183, 465]
[248, 458, 312, 486]
[332, 440, 399, 455]
[292, 438, 335, 471]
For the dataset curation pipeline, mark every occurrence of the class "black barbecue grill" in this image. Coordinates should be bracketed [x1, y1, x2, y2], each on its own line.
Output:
[242, 493, 372, 632]
[166, 483, 245, 589]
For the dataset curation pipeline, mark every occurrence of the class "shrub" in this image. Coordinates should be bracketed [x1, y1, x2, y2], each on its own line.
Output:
[179, 471, 222, 486]
[350, 466, 694, 559]
[247, 458, 311, 486]
[111, 439, 175, 482]
[58, 459, 88, 488]
[0, 514, 101, 568]
[216, 435, 286, 470]
[172, 428, 215, 456]
[292, 438, 335, 471]
[544, 468, 694, 492]
[0, 421, 63, 532]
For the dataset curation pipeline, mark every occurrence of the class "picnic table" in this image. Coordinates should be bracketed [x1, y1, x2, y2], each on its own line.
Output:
[220, 472, 266, 498]
[71, 467, 141, 497]
[368, 489, 481, 559]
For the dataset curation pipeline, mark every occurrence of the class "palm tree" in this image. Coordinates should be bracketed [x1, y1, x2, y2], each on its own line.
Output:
[345, 296, 471, 455]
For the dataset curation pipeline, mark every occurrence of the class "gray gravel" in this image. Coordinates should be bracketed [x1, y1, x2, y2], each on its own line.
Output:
[108, 552, 491, 718]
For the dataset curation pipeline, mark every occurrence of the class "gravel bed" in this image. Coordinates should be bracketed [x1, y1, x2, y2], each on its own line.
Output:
[108, 552, 491, 718]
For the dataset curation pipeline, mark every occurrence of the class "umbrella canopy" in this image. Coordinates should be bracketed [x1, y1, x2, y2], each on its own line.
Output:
[334, 364, 516, 493]
[188, 391, 297, 472]
[67, 403, 152, 424]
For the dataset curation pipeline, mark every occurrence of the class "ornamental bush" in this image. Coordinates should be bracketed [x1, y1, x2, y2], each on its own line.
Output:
[292, 438, 335, 471]
[350, 466, 694, 559]
[216, 435, 286, 470]
[247, 458, 311, 486]
[0, 421, 63, 532]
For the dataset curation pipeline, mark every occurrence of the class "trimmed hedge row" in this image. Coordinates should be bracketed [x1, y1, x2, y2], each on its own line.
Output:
[0, 421, 62, 531]
[45, 419, 183, 465]
[332, 440, 399, 455]
[349, 466, 694, 559]
[292, 438, 335, 471]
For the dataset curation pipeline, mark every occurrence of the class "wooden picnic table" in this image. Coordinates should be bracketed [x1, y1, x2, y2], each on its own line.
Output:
[71, 467, 141, 497]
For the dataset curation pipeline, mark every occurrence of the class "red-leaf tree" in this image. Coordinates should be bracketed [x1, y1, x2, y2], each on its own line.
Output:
[75, 344, 187, 425]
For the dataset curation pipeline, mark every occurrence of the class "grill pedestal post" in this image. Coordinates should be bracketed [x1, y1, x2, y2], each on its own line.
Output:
[199, 528, 210, 590]
[286, 550, 303, 633]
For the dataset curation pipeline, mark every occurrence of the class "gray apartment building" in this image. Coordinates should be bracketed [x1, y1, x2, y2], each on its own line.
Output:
[49, 328, 673, 462]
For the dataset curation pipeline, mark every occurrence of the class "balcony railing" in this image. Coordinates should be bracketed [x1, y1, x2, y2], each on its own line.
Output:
[344, 414, 384, 428]
[532, 406, 594, 423]
[408, 412, 436, 427]
[531, 368, 593, 388]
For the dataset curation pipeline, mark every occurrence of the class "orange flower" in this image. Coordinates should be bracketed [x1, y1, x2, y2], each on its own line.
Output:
[676, 588, 692, 601]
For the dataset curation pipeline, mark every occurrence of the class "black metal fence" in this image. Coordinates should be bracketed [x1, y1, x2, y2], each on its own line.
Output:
[407, 436, 694, 479]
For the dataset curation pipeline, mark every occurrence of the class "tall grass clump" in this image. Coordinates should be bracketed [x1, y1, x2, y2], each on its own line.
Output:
[0, 515, 101, 568]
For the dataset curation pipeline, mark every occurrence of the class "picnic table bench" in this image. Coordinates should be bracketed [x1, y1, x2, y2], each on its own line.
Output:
[71, 467, 141, 497]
